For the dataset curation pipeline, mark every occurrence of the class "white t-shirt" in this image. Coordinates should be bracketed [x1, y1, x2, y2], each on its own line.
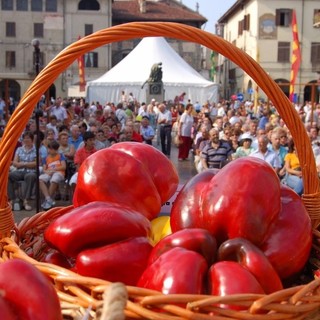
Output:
[180, 113, 194, 137]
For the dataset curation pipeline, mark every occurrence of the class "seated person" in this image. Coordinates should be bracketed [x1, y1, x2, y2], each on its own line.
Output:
[200, 128, 233, 170]
[140, 116, 155, 145]
[7, 131, 37, 211]
[39, 140, 66, 210]
[69, 131, 97, 192]
[283, 139, 303, 196]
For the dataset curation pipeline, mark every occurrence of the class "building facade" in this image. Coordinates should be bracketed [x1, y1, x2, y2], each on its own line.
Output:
[0, 0, 208, 108]
[216, 0, 320, 104]
[0, 0, 112, 105]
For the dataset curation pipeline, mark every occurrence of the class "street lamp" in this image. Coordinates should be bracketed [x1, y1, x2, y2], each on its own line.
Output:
[32, 38, 43, 213]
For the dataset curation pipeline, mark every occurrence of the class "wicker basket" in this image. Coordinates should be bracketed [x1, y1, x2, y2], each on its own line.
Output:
[1, 22, 320, 319]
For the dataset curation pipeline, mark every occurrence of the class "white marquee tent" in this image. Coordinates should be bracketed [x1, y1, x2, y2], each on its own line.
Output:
[86, 37, 219, 105]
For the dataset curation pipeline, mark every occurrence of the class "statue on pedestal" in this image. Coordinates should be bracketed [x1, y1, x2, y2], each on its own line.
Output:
[141, 62, 163, 89]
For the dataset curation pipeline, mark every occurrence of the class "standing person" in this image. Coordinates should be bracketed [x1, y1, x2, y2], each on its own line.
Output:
[49, 98, 68, 125]
[201, 128, 233, 170]
[177, 103, 194, 161]
[157, 103, 172, 157]
[39, 140, 66, 210]
[7, 131, 37, 211]
[115, 103, 127, 130]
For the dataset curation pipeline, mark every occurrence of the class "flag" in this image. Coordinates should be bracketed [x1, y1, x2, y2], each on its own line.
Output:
[210, 51, 216, 81]
[77, 36, 86, 92]
[289, 10, 301, 102]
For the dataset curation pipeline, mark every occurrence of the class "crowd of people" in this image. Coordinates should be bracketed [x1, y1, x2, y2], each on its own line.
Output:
[4, 92, 320, 211]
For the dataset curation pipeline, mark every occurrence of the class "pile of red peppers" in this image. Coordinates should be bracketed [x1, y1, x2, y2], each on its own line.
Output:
[42, 143, 312, 310]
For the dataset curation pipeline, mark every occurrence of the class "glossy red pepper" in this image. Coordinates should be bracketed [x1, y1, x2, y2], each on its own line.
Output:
[218, 238, 283, 294]
[73, 148, 162, 220]
[110, 142, 179, 204]
[75, 237, 153, 285]
[44, 201, 151, 258]
[260, 184, 312, 279]
[0, 259, 62, 320]
[170, 169, 218, 230]
[138, 247, 208, 294]
[148, 228, 217, 265]
[208, 261, 264, 310]
[0, 296, 16, 320]
[171, 158, 281, 246]
[42, 249, 74, 269]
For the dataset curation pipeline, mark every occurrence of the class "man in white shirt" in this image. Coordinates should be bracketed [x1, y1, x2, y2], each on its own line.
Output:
[249, 135, 281, 173]
[157, 103, 172, 157]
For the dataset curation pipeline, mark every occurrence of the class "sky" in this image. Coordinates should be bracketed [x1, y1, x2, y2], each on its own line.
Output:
[181, 0, 237, 34]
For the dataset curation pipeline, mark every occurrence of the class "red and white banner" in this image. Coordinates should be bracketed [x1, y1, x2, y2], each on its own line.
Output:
[77, 36, 86, 92]
[289, 10, 301, 102]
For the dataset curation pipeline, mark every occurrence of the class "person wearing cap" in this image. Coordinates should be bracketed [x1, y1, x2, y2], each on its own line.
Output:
[140, 116, 155, 145]
[233, 133, 254, 158]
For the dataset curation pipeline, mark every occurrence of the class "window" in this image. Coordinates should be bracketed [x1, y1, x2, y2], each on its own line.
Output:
[6, 22, 15, 37]
[244, 14, 250, 31]
[31, 0, 42, 11]
[78, 0, 100, 11]
[16, 0, 28, 10]
[45, 0, 57, 12]
[277, 42, 290, 62]
[238, 20, 244, 36]
[1, 0, 13, 10]
[275, 9, 292, 27]
[85, 24, 93, 36]
[238, 14, 250, 36]
[34, 23, 44, 38]
[6, 51, 15, 68]
[84, 52, 98, 67]
[314, 9, 320, 28]
[311, 43, 320, 64]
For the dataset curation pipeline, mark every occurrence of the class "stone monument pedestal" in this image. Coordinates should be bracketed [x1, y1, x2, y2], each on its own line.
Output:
[145, 82, 164, 103]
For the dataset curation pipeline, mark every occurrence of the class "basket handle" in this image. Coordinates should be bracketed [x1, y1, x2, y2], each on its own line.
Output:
[1, 22, 319, 233]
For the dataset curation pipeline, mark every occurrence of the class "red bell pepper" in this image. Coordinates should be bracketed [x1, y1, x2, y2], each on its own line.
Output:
[41, 249, 74, 269]
[170, 169, 218, 230]
[208, 261, 264, 310]
[148, 228, 217, 265]
[73, 148, 162, 220]
[260, 185, 312, 279]
[218, 238, 283, 293]
[0, 296, 16, 320]
[138, 247, 208, 294]
[110, 142, 179, 204]
[201, 157, 281, 245]
[75, 237, 153, 286]
[0, 259, 62, 320]
[171, 158, 281, 246]
[44, 201, 151, 258]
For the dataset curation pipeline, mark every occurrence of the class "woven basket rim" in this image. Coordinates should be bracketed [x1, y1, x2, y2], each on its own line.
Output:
[1, 22, 320, 319]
